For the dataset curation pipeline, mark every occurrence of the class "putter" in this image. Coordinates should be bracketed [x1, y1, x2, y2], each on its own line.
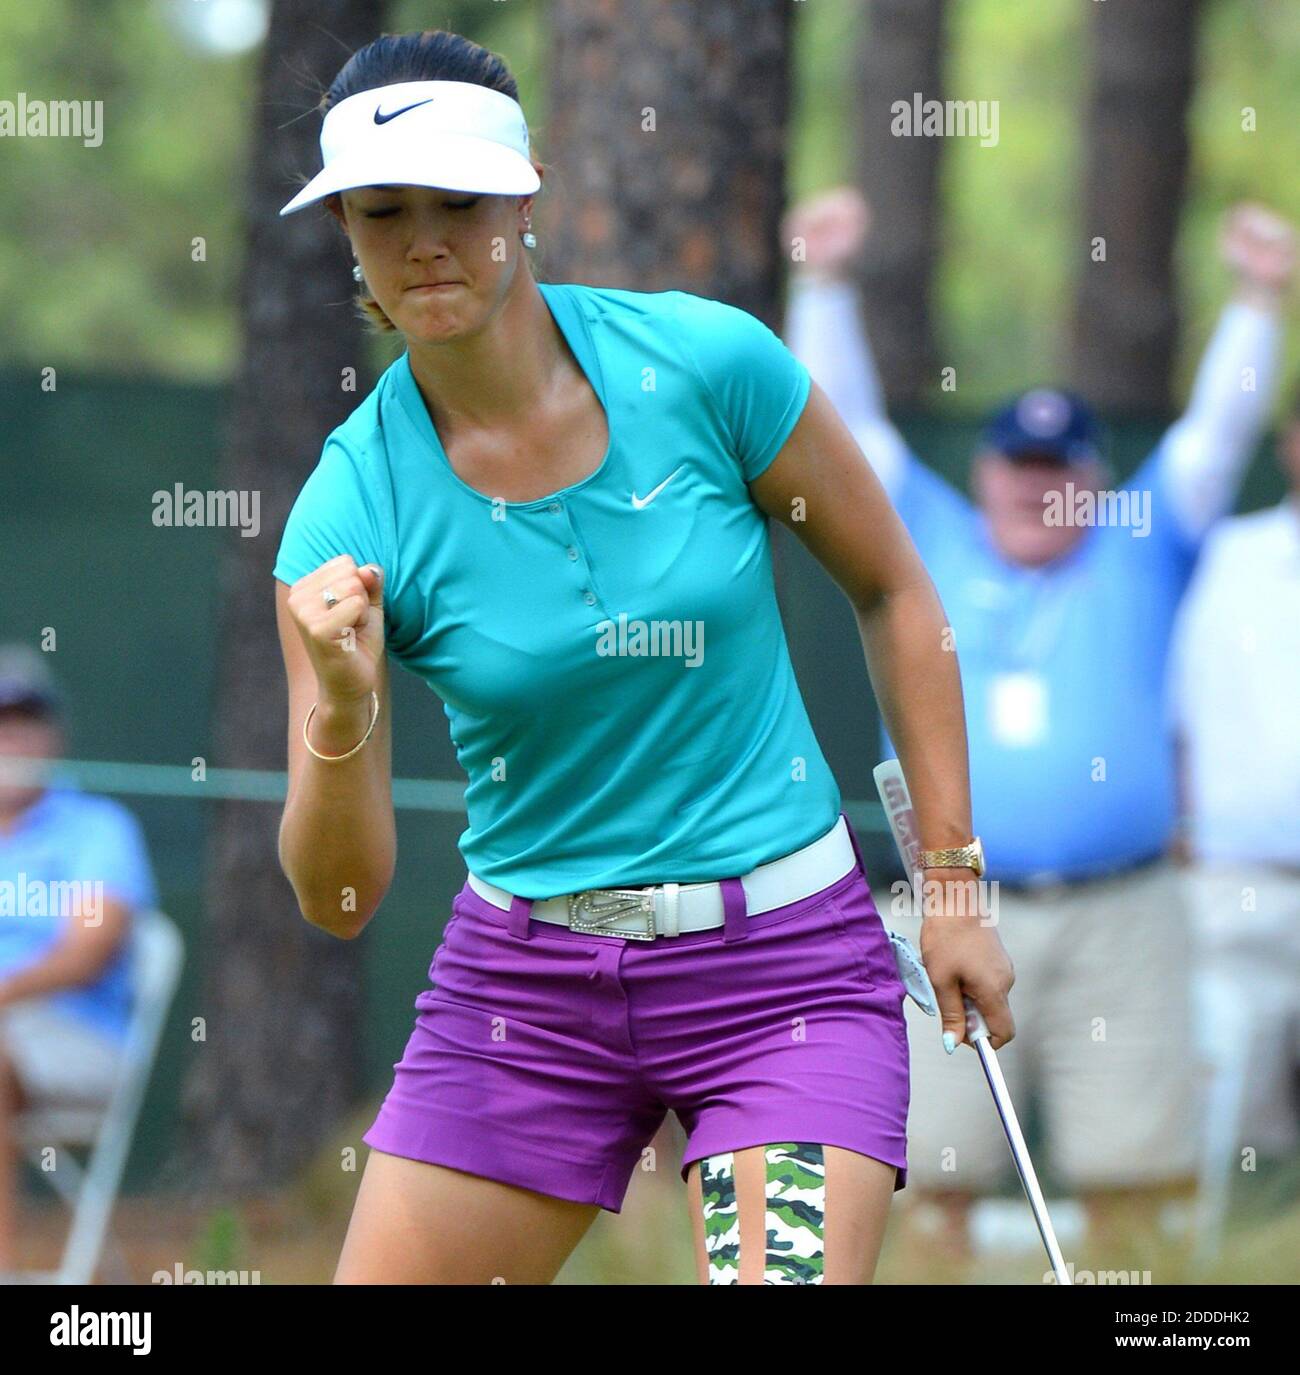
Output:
[872, 759, 1072, 1285]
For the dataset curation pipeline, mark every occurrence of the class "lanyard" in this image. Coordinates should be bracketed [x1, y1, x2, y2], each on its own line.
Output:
[1005, 569, 1076, 670]
[969, 562, 1077, 673]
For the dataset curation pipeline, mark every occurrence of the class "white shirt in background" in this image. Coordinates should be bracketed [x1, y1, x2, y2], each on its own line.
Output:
[1169, 499, 1300, 866]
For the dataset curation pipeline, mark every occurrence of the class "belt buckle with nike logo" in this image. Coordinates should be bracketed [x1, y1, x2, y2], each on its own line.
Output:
[567, 888, 658, 939]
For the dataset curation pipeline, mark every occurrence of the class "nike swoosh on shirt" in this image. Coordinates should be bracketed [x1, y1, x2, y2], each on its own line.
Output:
[631, 465, 685, 509]
[373, 99, 434, 125]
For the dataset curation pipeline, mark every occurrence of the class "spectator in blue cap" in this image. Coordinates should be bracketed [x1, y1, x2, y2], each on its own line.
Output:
[0, 644, 158, 1273]
[781, 189, 1296, 1267]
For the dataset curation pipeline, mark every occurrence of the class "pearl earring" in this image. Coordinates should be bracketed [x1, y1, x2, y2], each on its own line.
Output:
[352, 262, 364, 283]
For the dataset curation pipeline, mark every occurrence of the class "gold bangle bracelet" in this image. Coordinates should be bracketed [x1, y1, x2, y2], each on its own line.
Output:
[302, 691, 379, 762]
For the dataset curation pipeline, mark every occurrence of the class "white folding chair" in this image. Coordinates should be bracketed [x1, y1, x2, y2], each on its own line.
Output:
[12, 908, 184, 1284]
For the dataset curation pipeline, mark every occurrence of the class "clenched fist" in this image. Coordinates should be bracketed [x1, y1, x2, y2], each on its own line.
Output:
[781, 185, 872, 281]
[1220, 202, 1297, 298]
[285, 554, 386, 706]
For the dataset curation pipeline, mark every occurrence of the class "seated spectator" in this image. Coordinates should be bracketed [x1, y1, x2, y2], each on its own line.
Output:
[0, 643, 158, 1273]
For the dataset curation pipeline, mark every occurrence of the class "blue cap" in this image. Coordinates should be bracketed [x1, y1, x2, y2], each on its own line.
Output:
[0, 643, 62, 716]
[982, 388, 1100, 463]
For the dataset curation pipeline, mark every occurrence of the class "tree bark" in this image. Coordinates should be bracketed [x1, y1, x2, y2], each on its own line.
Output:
[179, 0, 382, 1195]
[852, 0, 947, 410]
[1070, 0, 1203, 414]
[542, 0, 796, 328]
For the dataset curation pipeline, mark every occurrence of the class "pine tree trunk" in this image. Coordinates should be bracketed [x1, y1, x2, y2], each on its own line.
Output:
[180, 0, 383, 1194]
[1070, 0, 1203, 414]
[543, 0, 797, 326]
[853, 0, 947, 410]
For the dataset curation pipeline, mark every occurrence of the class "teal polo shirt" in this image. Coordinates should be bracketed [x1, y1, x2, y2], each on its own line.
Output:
[274, 281, 840, 897]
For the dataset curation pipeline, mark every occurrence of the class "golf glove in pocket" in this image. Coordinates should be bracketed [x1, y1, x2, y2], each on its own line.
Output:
[889, 929, 938, 1016]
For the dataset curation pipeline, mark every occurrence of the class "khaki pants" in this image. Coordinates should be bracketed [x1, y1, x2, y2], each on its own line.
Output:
[0, 1000, 125, 1103]
[889, 859, 1200, 1191]
[1182, 861, 1300, 1158]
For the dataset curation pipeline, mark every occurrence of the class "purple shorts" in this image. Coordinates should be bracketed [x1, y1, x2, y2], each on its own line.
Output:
[362, 815, 910, 1212]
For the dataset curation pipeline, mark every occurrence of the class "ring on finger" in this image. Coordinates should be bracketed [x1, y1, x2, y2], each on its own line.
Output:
[322, 586, 339, 610]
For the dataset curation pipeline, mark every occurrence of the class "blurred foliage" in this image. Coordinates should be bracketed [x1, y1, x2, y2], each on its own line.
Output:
[189, 1204, 247, 1274]
[0, 0, 251, 378]
[794, 0, 1300, 411]
[0, 0, 1296, 408]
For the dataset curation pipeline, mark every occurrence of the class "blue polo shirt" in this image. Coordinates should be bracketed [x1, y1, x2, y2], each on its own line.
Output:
[0, 786, 155, 1041]
[274, 281, 840, 897]
[885, 450, 1201, 882]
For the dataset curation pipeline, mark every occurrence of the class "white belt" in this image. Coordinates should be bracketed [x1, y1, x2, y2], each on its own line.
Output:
[465, 814, 856, 940]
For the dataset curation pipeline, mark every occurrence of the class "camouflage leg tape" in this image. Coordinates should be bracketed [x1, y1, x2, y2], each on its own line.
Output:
[700, 1152, 740, 1284]
[699, 1142, 827, 1284]
[764, 1143, 826, 1283]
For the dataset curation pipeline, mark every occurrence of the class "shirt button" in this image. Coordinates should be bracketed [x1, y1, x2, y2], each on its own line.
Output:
[547, 502, 561, 514]
[566, 546, 579, 561]
[583, 591, 597, 606]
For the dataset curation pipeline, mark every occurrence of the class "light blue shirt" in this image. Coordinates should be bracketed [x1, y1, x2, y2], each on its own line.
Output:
[783, 279, 1281, 886]
[0, 787, 156, 1041]
[274, 281, 840, 897]
[887, 450, 1200, 881]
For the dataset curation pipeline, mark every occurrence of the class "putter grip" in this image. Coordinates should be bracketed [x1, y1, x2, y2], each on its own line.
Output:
[963, 997, 991, 1042]
[872, 760, 995, 1048]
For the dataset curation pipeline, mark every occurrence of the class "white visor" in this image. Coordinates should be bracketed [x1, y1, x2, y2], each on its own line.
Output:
[279, 79, 540, 216]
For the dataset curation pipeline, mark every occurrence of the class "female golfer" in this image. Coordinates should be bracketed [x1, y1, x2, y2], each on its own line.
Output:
[274, 29, 1013, 1286]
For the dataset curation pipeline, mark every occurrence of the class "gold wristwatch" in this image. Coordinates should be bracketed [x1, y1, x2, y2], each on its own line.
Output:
[919, 837, 985, 878]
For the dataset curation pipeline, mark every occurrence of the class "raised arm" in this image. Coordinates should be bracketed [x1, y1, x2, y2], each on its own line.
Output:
[272, 438, 400, 938]
[781, 188, 912, 498]
[1156, 204, 1295, 540]
[276, 566, 396, 938]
